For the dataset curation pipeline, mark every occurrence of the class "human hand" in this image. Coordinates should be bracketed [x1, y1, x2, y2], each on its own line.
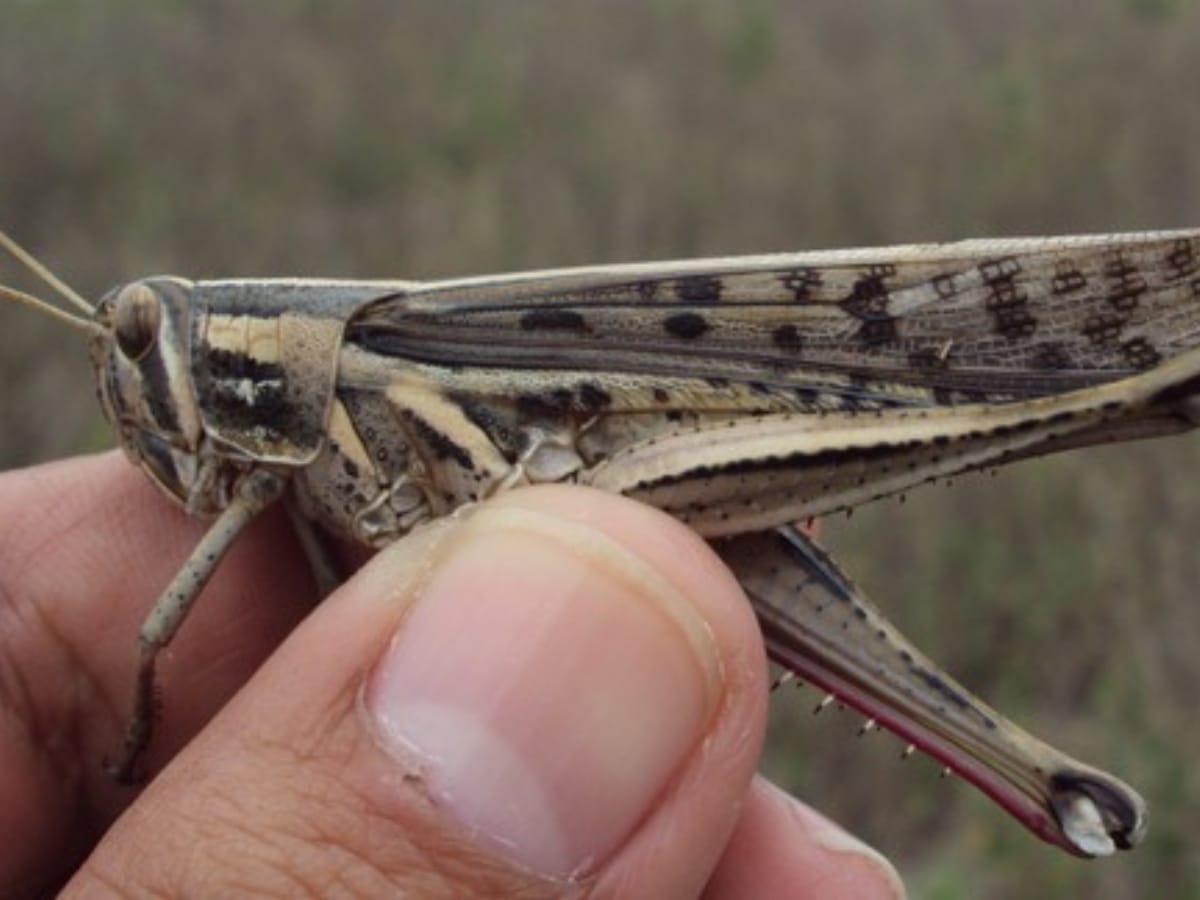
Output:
[0, 452, 904, 898]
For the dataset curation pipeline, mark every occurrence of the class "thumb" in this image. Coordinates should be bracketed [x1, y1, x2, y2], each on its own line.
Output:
[70, 486, 770, 896]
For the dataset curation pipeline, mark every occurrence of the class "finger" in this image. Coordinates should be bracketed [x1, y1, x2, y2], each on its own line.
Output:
[68, 485, 771, 897]
[0, 453, 316, 892]
[704, 776, 905, 900]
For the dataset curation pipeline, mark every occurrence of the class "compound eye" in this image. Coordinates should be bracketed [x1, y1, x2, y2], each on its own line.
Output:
[113, 283, 161, 361]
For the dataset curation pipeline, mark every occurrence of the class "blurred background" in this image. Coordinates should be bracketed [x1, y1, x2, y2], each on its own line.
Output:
[2, 1, 1199, 896]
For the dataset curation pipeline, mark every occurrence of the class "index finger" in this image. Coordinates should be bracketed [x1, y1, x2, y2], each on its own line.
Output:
[0, 451, 317, 892]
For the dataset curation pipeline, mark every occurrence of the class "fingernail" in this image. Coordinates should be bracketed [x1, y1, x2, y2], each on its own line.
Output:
[365, 505, 723, 878]
[788, 798, 907, 900]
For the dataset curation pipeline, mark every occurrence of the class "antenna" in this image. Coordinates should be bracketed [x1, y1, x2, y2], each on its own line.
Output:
[0, 230, 94, 314]
[0, 229, 105, 338]
[0, 283, 105, 337]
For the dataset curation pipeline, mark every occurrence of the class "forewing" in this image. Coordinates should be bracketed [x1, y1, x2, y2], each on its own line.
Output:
[349, 230, 1200, 404]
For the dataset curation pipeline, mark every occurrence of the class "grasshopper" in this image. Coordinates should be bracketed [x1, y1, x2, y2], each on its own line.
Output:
[3, 228, 1200, 859]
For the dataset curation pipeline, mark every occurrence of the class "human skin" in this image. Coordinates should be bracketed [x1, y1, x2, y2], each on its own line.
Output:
[0, 452, 903, 898]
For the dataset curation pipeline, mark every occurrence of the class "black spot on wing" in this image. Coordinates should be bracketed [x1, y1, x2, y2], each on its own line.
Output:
[1051, 262, 1088, 295]
[1082, 311, 1126, 345]
[907, 348, 948, 372]
[1102, 250, 1148, 314]
[1121, 337, 1162, 369]
[1032, 342, 1073, 370]
[519, 309, 589, 333]
[980, 256, 1037, 340]
[772, 324, 804, 352]
[673, 275, 722, 303]
[662, 312, 711, 340]
[838, 265, 894, 317]
[856, 317, 898, 347]
[932, 273, 959, 298]
[779, 268, 822, 302]
[839, 265, 899, 347]
[932, 386, 955, 405]
[1165, 237, 1198, 282]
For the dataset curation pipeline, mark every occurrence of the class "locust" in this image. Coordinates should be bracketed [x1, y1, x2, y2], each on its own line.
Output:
[3, 228, 1200, 860]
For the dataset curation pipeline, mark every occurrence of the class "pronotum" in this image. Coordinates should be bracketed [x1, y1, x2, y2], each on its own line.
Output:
[4, 228, 1199, 857]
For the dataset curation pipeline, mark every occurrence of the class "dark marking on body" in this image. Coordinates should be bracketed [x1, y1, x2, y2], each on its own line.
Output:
[578, 382, 612, 411]
[914, 667, 996, 729]
[204, 346, 287, 382]
[138, 349, 183, 435]
[403, 411, 474, 469]
[653, 387, 671, 404]
[662, 312, 711, 340]
[444, 394, 516, 463]
[228, 386, 320, 449]
[516, 382, 617, 420]
[517, 388, 576, 421]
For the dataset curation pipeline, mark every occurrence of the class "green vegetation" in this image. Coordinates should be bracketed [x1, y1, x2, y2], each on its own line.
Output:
[2, 2, 1198, 896]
